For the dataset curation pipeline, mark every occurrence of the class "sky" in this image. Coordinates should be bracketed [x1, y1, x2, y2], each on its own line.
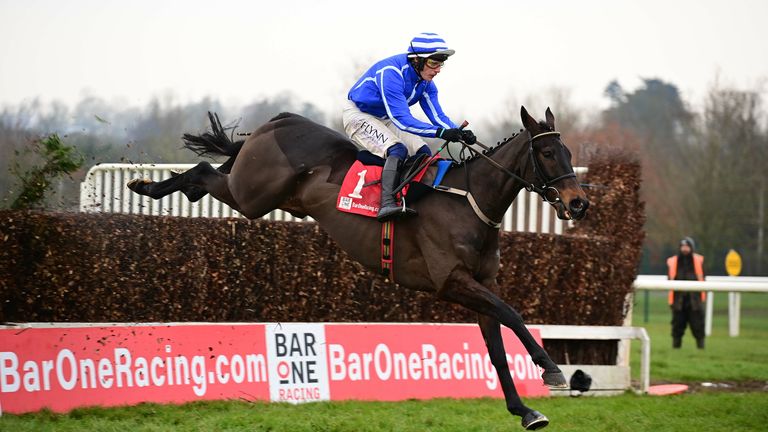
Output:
[1, 0, 767, 124]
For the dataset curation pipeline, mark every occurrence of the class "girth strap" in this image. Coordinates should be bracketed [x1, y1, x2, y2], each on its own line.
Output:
[433, 185, 501, 229]
[381, 220, 395, 281]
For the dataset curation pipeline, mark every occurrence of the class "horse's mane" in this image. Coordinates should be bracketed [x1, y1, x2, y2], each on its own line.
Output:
[453, 121, 553, 166]
[452, 129, 523, 166]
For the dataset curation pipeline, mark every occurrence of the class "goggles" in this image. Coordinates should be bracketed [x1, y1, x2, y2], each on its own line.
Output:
[424, 58, 445, 69]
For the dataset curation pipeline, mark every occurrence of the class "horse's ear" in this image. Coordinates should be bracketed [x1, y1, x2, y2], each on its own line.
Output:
[520, 106, 538, 132]
[545, 107, 555, 129]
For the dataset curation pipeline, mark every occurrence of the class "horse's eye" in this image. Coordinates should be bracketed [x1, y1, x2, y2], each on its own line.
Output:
[542, 150, 554, 158]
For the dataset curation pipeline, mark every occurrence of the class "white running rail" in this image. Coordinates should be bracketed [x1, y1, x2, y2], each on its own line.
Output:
[79, 163, 303, 222]
[80, 163, 588, 233]
[634, 275, 768, 337]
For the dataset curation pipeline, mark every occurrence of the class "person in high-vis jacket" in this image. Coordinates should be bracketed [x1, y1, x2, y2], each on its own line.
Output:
[667, 237, 706, 349]
[344, 32, 476, 222]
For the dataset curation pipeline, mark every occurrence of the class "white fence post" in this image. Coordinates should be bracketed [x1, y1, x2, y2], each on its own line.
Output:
[728, 292, 741, 337]
[706, 292, 714, 336]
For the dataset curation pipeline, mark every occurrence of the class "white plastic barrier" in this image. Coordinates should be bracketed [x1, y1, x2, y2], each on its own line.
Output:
[529, 325, 650, 394]
[0, 322, 647, 415]
[80, 163, 587, 234]
[79, 163, 304, 222]
[634, 275, 768, 337]
[0, 322, 547, 413]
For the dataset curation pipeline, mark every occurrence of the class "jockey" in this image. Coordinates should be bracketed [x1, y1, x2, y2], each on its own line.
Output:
[343, 32, 476, 222]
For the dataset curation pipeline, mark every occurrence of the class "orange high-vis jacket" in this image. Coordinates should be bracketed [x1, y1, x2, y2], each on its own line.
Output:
[667, 254, 706, 304]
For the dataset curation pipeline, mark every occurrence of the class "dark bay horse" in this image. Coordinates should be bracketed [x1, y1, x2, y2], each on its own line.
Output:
[128, 106, 589, 430]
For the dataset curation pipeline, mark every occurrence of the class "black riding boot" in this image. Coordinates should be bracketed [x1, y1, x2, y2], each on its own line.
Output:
[377, 156, 417, 222]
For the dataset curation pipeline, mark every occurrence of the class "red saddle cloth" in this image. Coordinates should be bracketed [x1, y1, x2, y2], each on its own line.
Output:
[337, 160, 430, 218]
[336, 161, 384, 217]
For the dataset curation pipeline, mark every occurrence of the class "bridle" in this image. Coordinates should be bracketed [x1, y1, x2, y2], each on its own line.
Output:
[395, 127, 578, 228]
[525, 131, 577, 204]
[429, 129, 578, 229]
[458, 130, 576, 205]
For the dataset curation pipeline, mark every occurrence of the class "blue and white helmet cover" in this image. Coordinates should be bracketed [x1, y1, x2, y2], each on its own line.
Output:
[407, 32, 455, 58]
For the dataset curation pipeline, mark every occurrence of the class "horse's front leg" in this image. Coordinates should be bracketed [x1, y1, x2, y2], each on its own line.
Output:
[438, 270, 567, 387]
[478, 314, 549, 430]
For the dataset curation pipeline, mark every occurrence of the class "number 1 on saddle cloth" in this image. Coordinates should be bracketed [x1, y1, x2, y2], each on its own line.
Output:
[336, 158, 453, 218]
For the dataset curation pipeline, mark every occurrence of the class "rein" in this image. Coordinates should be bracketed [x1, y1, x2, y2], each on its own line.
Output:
[433, 130, 577, 228]
[461, 130, 576, 203]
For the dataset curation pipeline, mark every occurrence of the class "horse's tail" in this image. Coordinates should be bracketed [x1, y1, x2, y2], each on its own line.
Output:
[182, 112, 244, 170]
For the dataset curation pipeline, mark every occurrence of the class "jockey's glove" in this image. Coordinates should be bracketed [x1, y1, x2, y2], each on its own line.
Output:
[436, 128, 463, 142]
[461, 130, 477, 145]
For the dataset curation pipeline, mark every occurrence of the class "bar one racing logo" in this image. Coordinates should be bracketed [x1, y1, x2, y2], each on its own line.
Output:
[328, 342, 541, 390]
[266, 324, 330, 403]
[0, 347, 267, 397]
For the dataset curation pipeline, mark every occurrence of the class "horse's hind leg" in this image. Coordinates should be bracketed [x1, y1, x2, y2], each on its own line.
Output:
[128, 161, 240, 211]
[169, 155, 239, 202]
[479, 315, 549, 430]
[169, 171, 207, 202]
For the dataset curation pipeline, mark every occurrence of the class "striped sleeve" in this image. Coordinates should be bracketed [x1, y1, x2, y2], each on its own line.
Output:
[420, 82, 457, 129]
[377, 67, 440, 137]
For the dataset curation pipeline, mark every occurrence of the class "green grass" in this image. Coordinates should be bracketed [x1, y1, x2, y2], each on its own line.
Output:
[2, 292, 766, 431]
[2, 393, 768, 432]
[629, 291, 768, 382]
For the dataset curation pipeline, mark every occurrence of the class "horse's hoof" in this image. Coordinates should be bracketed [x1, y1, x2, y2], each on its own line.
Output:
[521, 410, 549, 430]
[541, 370, 568, 388]
[127, 178, 152, 192]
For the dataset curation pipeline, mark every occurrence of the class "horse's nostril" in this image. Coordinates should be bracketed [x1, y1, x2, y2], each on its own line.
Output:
[569, 199, 584, 212]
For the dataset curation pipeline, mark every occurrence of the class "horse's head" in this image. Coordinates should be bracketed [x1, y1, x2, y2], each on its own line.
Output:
[520, 106, 589, 220]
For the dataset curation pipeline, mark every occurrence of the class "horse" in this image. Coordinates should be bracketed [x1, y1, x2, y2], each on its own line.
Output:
[128, 106, 589, 430]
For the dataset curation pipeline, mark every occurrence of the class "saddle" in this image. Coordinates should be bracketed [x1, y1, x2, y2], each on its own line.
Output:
[336, 151, 452, 218]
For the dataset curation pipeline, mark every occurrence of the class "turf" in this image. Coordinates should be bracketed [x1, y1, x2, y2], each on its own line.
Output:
[629, 291, 768, 382]
[1, 393, 767, 432]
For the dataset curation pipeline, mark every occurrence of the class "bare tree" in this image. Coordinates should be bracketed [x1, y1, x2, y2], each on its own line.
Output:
[684, 84, 767, 274]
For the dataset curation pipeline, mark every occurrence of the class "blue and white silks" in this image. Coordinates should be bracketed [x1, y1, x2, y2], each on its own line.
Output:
[347, 54, 458, 138]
